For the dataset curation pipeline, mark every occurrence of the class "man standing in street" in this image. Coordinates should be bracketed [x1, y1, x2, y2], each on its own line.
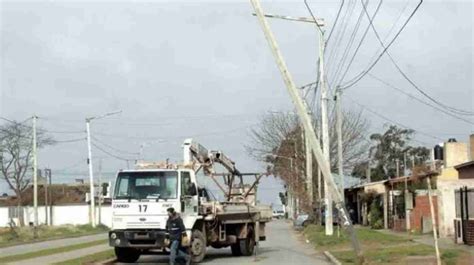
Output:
[165, 207, 191, 265]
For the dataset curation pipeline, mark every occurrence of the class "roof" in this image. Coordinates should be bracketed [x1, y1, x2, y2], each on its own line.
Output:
[348, 179, 388, 189]
[332, 174, 362, 189]
[454, 161, 474, 170]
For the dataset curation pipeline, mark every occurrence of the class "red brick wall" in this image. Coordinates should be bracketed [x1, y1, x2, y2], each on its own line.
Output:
[410, 195, 438, 232]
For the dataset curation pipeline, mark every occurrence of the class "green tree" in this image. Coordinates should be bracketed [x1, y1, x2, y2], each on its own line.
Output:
[352, 125, 430, 181]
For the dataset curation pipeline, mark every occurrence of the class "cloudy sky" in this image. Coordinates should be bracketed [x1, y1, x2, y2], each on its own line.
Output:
[0, 0, 472, 204]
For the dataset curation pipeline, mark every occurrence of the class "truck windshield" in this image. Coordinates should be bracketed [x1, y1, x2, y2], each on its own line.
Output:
[114, 171, 178, 200]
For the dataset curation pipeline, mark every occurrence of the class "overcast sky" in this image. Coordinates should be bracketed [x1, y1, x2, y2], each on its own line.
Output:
[0, 0, 472, 204]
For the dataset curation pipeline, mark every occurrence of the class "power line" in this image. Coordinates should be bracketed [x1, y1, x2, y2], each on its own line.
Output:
[335, 0, 383, 86]
[303, 0, 324, 35]
[340, 0, 423, 89]
[326, 0, 358, 77]
[54, 138, 86, 144]
[367, 73, 474, 126]
[361, 0, 473, 116]
[91, 136, 140, 155]
[347, 97, 443, 142]
[325, 0, 345, 46]
[330, 0, 371, 85]
[352, 0, 473, 116]
[92, 142, 135, 162]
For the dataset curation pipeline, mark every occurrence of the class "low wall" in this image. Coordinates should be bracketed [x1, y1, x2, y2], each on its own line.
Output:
[0, 205, 112, 227]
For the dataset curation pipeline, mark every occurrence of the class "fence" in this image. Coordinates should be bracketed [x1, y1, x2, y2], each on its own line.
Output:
[455, 186, 474, 245]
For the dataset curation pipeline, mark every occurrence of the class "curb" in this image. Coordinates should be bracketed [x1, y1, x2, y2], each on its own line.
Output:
[97, 257, 116, 264]
[323, 251, 342, 265]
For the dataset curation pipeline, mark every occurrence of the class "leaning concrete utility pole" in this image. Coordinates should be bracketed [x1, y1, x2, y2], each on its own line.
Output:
[32, 115, 38, 237]
[319, 28, 333, 235]
[250, 0, 362, 258]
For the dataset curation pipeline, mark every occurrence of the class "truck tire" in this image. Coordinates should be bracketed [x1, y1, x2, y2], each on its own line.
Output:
[239, 226, 255, 256]
[114, 247, 140, 263]
[231, 243, 241, 256]
[191, 229, 206, 263]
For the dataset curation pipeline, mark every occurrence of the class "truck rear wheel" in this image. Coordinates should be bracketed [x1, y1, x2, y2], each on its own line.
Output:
[114, 247, 140, 263]
[191, 229, 206, 263]
[239, 226, 255, 256]
[231, 243, 241, 256]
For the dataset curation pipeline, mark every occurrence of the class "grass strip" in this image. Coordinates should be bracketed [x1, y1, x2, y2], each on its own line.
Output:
[303, 225, 465, 265]
[53, 249, 115, 265]
[1, 239, 108, 263]
[0, 224, 108, 248]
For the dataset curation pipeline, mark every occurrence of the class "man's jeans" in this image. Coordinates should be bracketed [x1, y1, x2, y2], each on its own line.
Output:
[169, 240, 190, 265]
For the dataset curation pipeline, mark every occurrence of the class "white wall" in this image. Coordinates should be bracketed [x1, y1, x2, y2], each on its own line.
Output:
[0, 207, 9, 227]
[437, 179, 474, 237]
[0, 205, 112, 227]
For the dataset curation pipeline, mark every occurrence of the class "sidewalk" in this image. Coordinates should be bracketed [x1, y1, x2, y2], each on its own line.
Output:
[0, 233, 107, 258]
[378, 229, 474, 254]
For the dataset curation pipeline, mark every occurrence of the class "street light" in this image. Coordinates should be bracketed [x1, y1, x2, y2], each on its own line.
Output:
[86, 110, 122, 227]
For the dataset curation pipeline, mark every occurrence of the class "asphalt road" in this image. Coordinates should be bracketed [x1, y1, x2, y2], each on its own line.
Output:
[115, 220, 329, 265]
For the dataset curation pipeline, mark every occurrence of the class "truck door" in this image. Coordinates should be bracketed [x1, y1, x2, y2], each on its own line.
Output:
[180, 171, 199, 227]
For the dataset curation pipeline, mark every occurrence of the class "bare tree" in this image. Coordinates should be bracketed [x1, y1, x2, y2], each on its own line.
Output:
[0, 121, 54, 211]
[247, 109, 370, 173]
[246, 109, 370, 213]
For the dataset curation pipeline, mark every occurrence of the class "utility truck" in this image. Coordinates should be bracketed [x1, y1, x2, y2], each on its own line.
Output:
[108, 139, 272, 263]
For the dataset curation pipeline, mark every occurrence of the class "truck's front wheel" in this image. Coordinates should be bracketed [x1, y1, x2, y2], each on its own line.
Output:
[191, 230, 206, 263]
[114, 247, 140, 263]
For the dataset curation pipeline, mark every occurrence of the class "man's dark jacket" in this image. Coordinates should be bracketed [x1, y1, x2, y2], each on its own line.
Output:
[166, 215, 186, 241]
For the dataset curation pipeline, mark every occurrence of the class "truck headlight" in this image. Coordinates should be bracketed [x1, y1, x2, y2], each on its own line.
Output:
[115, 239, 121, 245]
[110, 233, 117, 239]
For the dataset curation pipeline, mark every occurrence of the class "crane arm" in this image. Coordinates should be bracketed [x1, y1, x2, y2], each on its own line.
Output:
[183, 138, 240, 176]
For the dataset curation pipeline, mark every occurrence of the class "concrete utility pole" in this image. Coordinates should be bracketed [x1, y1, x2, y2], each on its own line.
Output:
[98, 158, 102, 225]
[32, 115, 38, 237]
[85, 110, 121, 228]
[396, 158, 400, 177]
[45, 168, 52, 225]
[403, 152, 408, 176]
[335, 87, 344, 202]
[305, 127, 313, 204]
[86, 118, 96, 228]
[426, 175, 441, 265]
[44, 170, 48, 226]
[318, 24, 333, 236]
[366, 165, 371, 183]
[250, 0, 362, 258]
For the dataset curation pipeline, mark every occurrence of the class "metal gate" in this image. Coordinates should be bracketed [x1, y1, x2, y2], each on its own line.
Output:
[455, 186, 474, 244]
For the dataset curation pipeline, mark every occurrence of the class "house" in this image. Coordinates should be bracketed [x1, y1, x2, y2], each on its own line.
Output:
[386, 173, 438, 233]
[436, 136, 474, 238]
[345, 180, 389, 228]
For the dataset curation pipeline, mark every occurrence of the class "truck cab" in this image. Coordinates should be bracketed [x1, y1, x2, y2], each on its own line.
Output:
[109, 168, 200, 263]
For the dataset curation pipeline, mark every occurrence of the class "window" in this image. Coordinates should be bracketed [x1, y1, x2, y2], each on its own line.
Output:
[117, 176, 130, 197]
[181, 171, 193, 196]
[114, 171, 178, 200]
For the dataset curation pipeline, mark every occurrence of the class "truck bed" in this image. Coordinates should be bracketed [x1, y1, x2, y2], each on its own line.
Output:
[201, 201, 272, 224]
